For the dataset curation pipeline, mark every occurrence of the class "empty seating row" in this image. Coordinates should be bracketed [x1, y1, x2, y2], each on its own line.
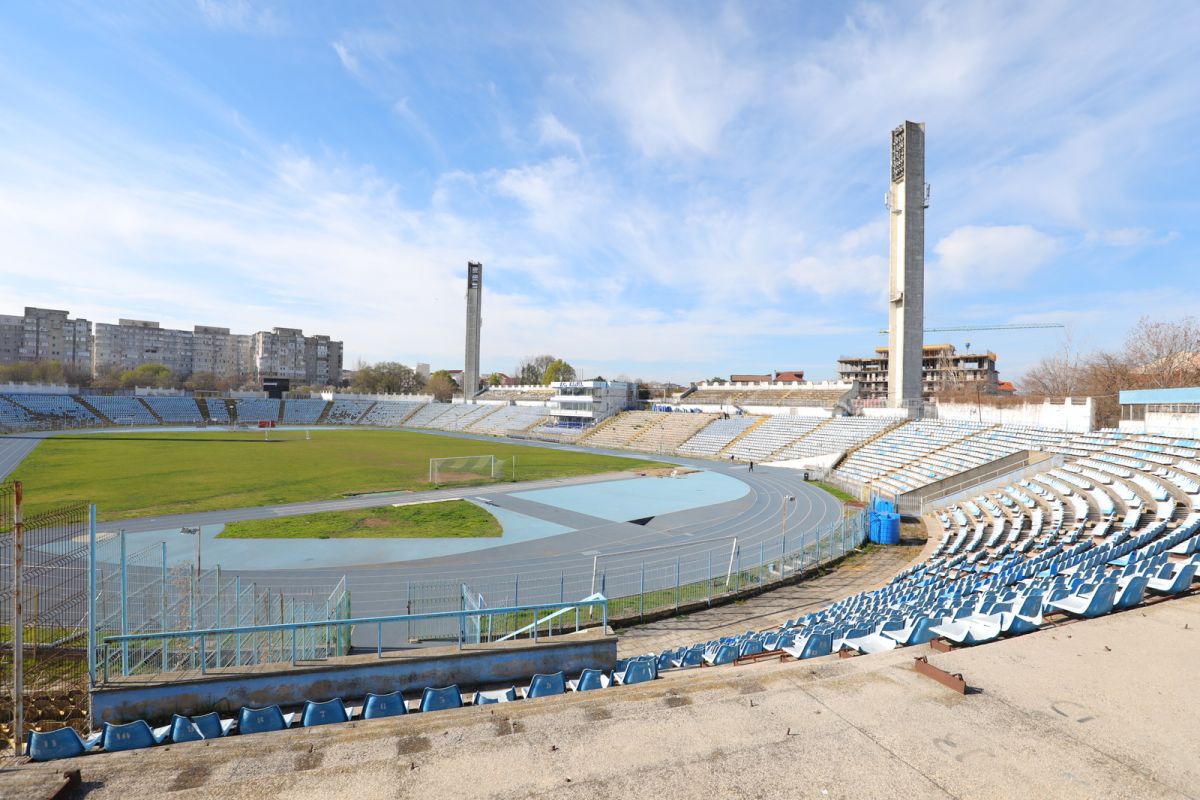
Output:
[234, 398, 281, 423]
[325, 399, 373, 424]
[583, 411, 668, 449]
[466, 405, 549, 435]
[677, 415, 759, 456]
[773, 416, 896, 461]
[27, 663, 660, 762]
[82, 396, 158, 425]
[361, 400, 424, 426]
[141, 396, 204, 423]
[627, 412, 717, 454]
[5, 394, 99, 426]
[282, 399, 327, 424]
[725, 415, 825, 462]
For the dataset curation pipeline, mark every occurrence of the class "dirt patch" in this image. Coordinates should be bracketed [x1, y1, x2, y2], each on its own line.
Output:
[295, 748, 325, 771]
[634, 467, 699, 478]
[584, 707, 613, 721]
[663, 695, 693, 709]
[492, 718, 525, 737]
[396, 735, 432, 755]
[169, 764, 213, 791]
[360, 517, 390, 528]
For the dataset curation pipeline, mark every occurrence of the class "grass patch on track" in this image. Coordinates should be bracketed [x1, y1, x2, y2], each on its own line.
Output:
[11, 429, 664, 521]
[216, 499, 501, 539]
[810, 480, 857, 504]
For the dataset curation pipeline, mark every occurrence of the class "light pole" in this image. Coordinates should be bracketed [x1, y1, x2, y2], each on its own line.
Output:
[180, 526, 202, 577]
[780, 495, 795, 538]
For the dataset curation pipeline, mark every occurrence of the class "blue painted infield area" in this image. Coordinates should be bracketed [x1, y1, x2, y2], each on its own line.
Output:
[511, 470, 749, 522]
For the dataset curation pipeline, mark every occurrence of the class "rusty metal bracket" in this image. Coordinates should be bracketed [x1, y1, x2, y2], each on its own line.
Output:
[837, 646, 860, 659]
[914, 656, 967, 694]
[46, 770, 82, 800]
[929, 638, 954, 653]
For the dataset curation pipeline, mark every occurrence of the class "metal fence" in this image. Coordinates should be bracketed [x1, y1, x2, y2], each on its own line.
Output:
[1, 482, 92, 759]
[402, 509, 871, 629]
[92, 531, 351, 680]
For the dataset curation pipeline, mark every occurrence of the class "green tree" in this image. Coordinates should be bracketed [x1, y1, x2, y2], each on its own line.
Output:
[541, 359, 576, 385]
[350, 362, 426, 394]
[488, 373, 503, 386]
[119, 363, 174, 389]
[516, 354, 556, 385]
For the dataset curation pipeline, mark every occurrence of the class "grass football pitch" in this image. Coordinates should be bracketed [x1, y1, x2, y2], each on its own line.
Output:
[11, 429, 663, 521]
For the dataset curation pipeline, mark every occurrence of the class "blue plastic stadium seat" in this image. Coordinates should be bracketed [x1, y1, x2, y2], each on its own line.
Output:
[782, 632, 833, 660]
[419, 685, 463, 712]
[302, 698, 350, 727]
[362, 691, 408, 719]
[703, 643, 739, 666]
[672, 648, 705, 669]
[102, 719, 169, 753]
[169, 712, 234, 743]
[614, 660, 654, 685]
[567, 668, 611, 692]
[472, 687, 517, 705]
[27, 727, 101, 762]
[238, 705, 295, 735]
[521, 671, 566, 699]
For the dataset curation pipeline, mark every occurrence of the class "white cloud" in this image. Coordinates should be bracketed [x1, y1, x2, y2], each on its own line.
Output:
[932, 225, 1061, 291]
[567, 6, 757, 157]
[1084, 227, 1178, 248]
[331, 41, 358, 73]
[194, 0, 281, 34]
[536, 113, 583, 158]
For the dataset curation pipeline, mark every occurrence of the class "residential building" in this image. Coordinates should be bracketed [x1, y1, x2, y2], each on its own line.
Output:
[17, 307, 92, 371]
[0, 314, 22, 364]
[837, 344, 1001, 401]
[93, 319, 194, 377]
[191, 326, 254, 380]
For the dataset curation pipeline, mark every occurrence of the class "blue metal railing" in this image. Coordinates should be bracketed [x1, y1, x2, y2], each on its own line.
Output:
[100, 597, 609, 680]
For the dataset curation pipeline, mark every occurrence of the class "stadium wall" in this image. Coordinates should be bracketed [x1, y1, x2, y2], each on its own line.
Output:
[93, 633, 615, 725]
[936, 397, 1094, 432]
[1120, 412, 1200, 438]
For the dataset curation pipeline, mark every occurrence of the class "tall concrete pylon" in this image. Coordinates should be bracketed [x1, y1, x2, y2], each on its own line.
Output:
[464, 261, 482, 403]
[887, 121, 926, 410]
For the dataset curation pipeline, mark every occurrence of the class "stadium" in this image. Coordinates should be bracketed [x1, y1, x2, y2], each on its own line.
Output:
[4, 8, 1200, 800]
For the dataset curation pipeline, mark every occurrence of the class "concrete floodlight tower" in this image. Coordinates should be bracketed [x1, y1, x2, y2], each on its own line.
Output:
[464, 261, 483, 403]
[886, 121, 927, 411]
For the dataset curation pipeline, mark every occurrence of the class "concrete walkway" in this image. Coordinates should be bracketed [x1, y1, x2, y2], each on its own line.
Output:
[616, 539, 925, 657]
[10, 591, 1198, 799]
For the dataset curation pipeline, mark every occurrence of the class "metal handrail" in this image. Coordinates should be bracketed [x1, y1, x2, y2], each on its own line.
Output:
[99, 597, 609, 679]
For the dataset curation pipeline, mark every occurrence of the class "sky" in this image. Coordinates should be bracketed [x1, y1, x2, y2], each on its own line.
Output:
[1, 1, 1198, 384]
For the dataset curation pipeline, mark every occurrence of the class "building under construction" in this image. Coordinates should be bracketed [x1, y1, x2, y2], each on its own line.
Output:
[836, 344, 1001, 401]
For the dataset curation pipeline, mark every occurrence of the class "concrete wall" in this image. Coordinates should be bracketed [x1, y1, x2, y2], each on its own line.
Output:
[318, 392, 432, 402]
[93, 634, 616, 725]
[936, 397, 1095, 432]
[889, 450, 1052, 515]
[0, 382, 75, 394]
[1121, 413, 1200, 438]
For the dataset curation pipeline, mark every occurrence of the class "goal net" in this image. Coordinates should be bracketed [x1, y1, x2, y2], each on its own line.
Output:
[429, 454, 505, 485]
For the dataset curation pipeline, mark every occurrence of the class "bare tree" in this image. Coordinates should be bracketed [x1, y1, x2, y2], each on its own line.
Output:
[1021, 331, 1085, 397]
[516, 354, 558, 385]
[1123, 316, 1200, 388]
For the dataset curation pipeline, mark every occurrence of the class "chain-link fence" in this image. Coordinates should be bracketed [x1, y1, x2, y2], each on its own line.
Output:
[1, 482, 92, 759]
[93, 532, 351, 680]
[400, 509, 870, 639]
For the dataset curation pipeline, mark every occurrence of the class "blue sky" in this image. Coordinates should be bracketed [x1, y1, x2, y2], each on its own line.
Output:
[1, 1, 1197, 384]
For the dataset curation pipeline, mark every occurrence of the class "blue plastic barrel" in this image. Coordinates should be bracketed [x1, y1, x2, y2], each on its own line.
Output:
[879, 513, 901, 545]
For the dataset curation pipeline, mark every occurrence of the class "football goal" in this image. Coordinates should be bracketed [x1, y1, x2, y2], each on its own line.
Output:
[429, 454, 506, 486]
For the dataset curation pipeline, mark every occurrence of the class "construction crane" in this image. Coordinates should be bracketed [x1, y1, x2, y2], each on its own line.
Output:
[876, 323, 1065, 335]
